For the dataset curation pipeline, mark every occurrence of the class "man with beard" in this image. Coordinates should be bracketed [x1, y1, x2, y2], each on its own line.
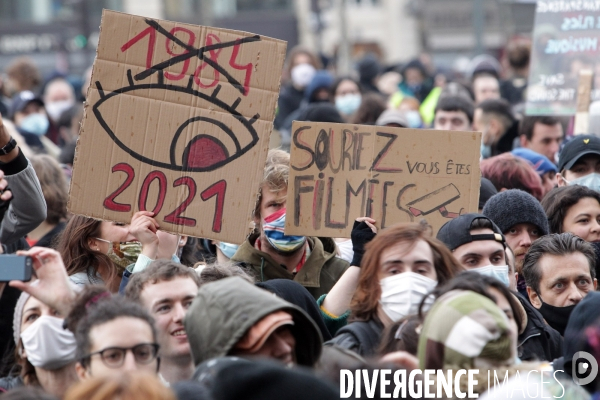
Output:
[231, 149, 349, 299]
[483, 189, 550, 298]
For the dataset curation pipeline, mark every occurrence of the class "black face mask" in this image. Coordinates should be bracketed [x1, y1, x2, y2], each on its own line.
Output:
[538, 300, 576, 336]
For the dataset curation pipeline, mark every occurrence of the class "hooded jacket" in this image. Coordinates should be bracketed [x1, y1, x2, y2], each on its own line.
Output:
[515, 292, 563, 362]
[184, 276, 323, 367]
[231, 234, 349, 300]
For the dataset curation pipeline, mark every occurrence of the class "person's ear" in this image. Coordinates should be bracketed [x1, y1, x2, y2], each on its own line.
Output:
[556, 172, 567, 187]
[527, 287, 542, 309]
[87, 238, 99, 251]
[75, 362, 89, 380]
[519, 134, 528, 148]
[179, 236, 188, 248]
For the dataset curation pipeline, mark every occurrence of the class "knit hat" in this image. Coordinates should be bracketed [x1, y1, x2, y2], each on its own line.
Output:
[418, 290, 513, 370]
[482, 189, 549, 235]
[13, 291, 31, 344]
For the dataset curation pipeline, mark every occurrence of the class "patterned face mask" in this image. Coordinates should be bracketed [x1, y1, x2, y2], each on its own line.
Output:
[95, 238, 142, 269]
[262, 208, 306, 253]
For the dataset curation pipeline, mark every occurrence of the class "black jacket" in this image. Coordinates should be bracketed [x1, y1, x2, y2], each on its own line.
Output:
[324, 318, 384, 358]
[516, 292, 563, 362]
[492, 120, 520, 156]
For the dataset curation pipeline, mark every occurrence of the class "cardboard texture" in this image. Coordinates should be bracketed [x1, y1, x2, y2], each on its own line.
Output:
[68, 10, 287, 243]
[285, 122, 481, 237]
[526, 1, 600, 115]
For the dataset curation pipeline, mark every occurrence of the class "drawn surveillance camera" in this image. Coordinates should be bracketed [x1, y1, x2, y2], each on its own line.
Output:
[406, 183, 464, 219]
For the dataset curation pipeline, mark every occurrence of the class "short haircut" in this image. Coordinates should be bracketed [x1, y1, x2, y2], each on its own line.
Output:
[476, 98, 515, 131]
[253, 149, 289, 220]
[519, 116, 563, 141]
[199, 262, 256, 285]
[125, 260, 201, 303]
[480, 153, 544, 200]
[541, 186, 600, 234]
[434, 95, 475, 123]
[74, 296, 157, 366]
[522, 233, 596, 295]
[506, 39, 531, 70]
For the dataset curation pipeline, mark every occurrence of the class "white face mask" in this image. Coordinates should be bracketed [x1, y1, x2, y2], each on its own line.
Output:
[471, 264, 509, 286]
[567, 173, 600, 192]
[21, 315, 77, 370]
[379, 272, 437, 322]
[45, 100, 73, 122]
[290, 63, 316, 88]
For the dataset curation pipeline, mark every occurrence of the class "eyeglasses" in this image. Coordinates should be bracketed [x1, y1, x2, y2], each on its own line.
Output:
[83, 343, 159, 368]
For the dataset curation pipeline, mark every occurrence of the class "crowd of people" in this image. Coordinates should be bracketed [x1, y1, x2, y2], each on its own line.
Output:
[0, 36, 599, 399]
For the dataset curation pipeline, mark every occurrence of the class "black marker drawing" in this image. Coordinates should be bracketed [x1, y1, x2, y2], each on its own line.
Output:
[93, 19, 262, 173]
[406, 183, 464, 219]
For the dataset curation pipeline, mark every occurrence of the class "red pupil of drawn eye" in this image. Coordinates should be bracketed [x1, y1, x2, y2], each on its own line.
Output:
[185, 137, 229, 169]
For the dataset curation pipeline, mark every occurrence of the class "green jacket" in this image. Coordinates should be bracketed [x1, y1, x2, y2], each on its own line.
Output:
[183, 276, 322, 367]
[231, 234, 350, 300]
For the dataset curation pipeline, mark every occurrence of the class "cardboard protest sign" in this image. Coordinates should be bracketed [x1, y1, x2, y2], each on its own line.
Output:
[526, 1, 600, 115]
[285, 122, 481, 237]
[68, 10, 286, 243]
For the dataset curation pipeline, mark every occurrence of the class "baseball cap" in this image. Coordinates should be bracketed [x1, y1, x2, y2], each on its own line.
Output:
[437, 213, 506, 251]
[376, 109, 409, 128]
[557, 134, 600, 172]
[234, 311, 294, 353]
[512, 148, 558, 175]
[9, 90, 44, 119]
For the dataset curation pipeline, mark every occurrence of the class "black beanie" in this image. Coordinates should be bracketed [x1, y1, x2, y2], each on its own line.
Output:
[482, 189, 549, 235]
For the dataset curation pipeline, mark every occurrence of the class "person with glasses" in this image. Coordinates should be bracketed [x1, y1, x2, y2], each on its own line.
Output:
[71, 292, 160, 380]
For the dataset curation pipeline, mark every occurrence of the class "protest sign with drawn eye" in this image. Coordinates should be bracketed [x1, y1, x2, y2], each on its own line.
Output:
[68, 10, 287, 243]
[285, 122, 482, 237]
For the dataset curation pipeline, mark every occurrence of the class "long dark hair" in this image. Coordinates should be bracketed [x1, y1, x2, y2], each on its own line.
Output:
[57, 215, 118, 288]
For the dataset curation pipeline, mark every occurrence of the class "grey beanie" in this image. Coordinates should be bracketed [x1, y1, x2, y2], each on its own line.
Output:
[482, 189, 549, 236]
[13, 291, 31, 345]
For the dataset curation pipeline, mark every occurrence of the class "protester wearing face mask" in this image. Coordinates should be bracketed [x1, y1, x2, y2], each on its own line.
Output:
[57, 214, 142, 293]
[42, 78, 75, 146]
[273, 47, 321, 131]
[230, 149, 349, 299]
[331, 77, 362, 119]
[437, 214, 513, 288]
[542, 185, 600, 244]
[556, 134, 600, 189]
[325, 221, 462, 357]
[9, 91, 48, 152]
[0, 291, 78, 396]
[522, 233, 597, 336]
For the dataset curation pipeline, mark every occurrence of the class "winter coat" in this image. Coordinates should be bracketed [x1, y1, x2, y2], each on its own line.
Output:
[516, 292, 563, 362]
[184, 276, 323, 367]
[231, 234, 349, 300]
[324, 318, 384, 358]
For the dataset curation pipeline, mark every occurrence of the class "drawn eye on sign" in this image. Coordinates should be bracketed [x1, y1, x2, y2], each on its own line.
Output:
[92, 18, 262, 172]
[68, 10, 287, 243]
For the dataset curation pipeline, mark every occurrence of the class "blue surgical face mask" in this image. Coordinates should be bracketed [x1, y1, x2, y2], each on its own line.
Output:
[471, 264, 509, 286]
[405, 110, 422, 128]
[218, 242, 239, 259]
[481, 143, 492, 159]
[19, 113, 49, 136]
[335, 94, 361, 115]
[568, 173, 600, 192]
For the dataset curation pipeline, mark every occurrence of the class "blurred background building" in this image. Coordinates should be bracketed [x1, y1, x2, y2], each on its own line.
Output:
[0, 0, 537, 76]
